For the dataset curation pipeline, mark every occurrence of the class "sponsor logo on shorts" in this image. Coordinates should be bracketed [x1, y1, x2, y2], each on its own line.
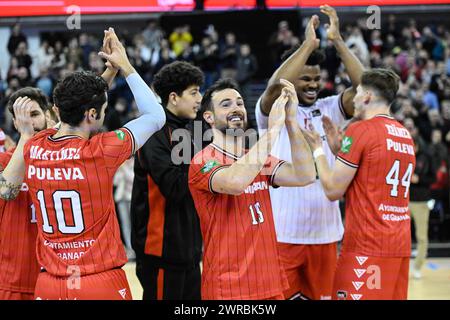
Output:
[354, 269, 366, 278]
[320, 295, 332, 300]
[350, 293, 363, 300]
[336, 290, 347, 300]
[356, 256, 368, 266]
[118, 288, 127, 299]
[352, 281, 364, 291]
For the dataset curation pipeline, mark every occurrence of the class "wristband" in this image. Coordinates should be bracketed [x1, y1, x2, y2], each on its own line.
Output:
[313, 147, 325, 159]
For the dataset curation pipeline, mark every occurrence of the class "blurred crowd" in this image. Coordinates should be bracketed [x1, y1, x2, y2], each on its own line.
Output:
[0, 14, 449, 224]
[0, 21, 259, 136]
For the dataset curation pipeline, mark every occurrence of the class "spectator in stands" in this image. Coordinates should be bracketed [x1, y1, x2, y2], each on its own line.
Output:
[268, 20, 295, 68]
[79, 33, 95, 68]
[410, 137, 436, 280]
[169, 25, 193, 57]
[220, 32, 239, 79]
[35, 67, 54, 97]
[7, 57, 20, 81]
[236, 43, 258, 101]
[142, 20, 164, 52]
[50, 40, 67, 73]
[7, 23, 27, 55]
[14, 42, 32, 76]
[195, 36, 219, 90]
[35, 41, 54, 71]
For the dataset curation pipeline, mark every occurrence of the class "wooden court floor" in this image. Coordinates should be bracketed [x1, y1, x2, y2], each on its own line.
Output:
[123, 258, 450, 300]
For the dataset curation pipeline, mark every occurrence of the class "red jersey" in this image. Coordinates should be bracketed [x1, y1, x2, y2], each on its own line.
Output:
[23, 128, 135, 277]
[0, 150, 40, 293]
[188, 143, 288, 300]
[337, 115, 416, 257]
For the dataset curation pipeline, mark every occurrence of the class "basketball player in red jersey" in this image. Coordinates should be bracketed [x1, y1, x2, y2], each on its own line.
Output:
[0, 30, 120, 300]
[0, 28, 165, 300]
[189, 78, 316, 300]
[0, 88, 49, 300]
[303, 69, 416, 300]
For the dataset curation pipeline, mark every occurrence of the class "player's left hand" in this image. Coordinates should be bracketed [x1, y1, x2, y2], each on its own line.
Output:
[12, 97, 35, 138]
[268, 91, 288, 132]
[322, 115, 343, 155]
[302, 123, 323, 151]
[102, 28, 119, 72]
[320, 5, 343, 42]
[280, 79, 298, 123]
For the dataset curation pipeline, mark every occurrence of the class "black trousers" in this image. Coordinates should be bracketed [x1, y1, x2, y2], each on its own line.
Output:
[136, 257, 201, 300]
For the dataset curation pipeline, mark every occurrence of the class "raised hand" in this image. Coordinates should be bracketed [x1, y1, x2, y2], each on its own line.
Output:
[102, 28, 118, 71]
[268, 91, 288, 132]
[12, 97, 34, 138]
[98, 28, 134, 76]
[322, 115, 343, 155]
[305, 15, 320, 49]
[279, 79, 298, 123]
[320, 5, 342, 42]
[302, 123, 323, 151]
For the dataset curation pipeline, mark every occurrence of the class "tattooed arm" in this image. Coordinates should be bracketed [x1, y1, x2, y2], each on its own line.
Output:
[0, 97, 34, 201]
[0, 174, 22, 200]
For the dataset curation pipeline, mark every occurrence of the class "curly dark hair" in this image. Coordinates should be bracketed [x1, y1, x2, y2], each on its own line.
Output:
[152, 61, 204, 107]
[281, 45, 325, 66]
[53, 71, 108, 127]
[200, 78, 240, 112]
[7, 87, 49, 118]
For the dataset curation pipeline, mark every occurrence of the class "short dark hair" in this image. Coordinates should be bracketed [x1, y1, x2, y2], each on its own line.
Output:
[53, 71, 108, 127]
[152, 61, 204, 107]
[7, 87, 49, 118]
[361, 68, 400, 105]
[200, 78, 240, 112]
[281, 45, 325, 65]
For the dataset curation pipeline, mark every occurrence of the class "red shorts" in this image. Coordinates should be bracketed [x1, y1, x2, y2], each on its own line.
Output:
[277, 242, 338, 300]
[263, 294, 285, 300]
[332, 252, 409, 300]
[34, 268, 132, 300]
[0, 288, 34, 300]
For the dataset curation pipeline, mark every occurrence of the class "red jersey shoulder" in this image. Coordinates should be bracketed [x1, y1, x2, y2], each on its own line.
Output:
[89, 128, 134, 151]
[24, 128, 57, 153]
[0, 149, 14, 170]
[337, 120, 372, 162]
[190, 145, 224, 169]
[32, 128, 58, 142]
[189, 145, 228, 193]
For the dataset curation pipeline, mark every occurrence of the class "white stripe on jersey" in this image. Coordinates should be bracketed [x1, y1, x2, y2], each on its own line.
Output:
[256, 95, 347, 244]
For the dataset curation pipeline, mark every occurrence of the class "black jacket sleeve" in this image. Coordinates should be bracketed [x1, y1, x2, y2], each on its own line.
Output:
[138, 127, 191, 203]
[415, 152, 436, 187]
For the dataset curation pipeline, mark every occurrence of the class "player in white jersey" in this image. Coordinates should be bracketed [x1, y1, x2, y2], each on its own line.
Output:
[256, 6, 364, 300]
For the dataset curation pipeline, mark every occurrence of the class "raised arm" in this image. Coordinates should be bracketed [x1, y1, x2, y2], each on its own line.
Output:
[211, 93, 288, 195]
[259, 15, 320, 116]
[0, 97, 34, 200]
[321, 5, 364, 117]
[100, 28, 119, 88]
[99, 28, 166, 151]
[272, 79, 316, 187]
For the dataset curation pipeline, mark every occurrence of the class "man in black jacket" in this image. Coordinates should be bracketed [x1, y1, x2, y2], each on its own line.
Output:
[410, 138, 436, 280]
[131, 61, 204, 300]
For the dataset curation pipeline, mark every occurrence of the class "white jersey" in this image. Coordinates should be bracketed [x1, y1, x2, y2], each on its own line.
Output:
[256, 94, 347, 244]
